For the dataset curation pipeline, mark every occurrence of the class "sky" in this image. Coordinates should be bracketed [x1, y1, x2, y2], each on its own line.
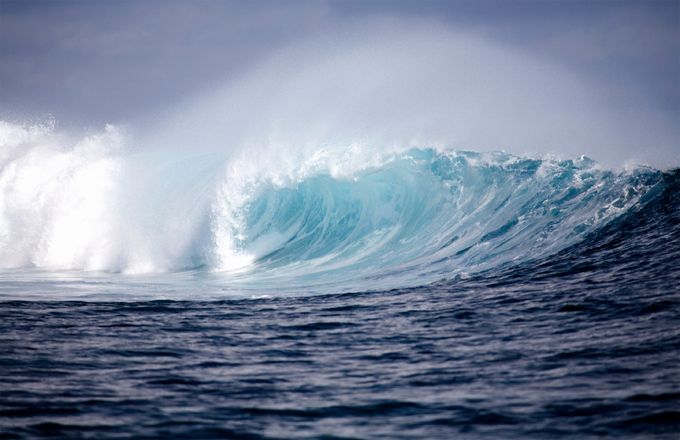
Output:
[0, 0, 678, 167]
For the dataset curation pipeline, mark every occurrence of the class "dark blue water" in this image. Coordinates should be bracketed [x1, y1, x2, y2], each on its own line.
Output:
[1, 171, 679, 439]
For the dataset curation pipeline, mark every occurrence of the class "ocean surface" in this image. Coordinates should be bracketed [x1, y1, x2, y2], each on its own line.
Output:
[1, 122, 679, 438]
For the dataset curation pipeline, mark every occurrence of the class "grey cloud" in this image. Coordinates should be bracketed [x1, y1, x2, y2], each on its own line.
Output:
[0, 0, 678, 166]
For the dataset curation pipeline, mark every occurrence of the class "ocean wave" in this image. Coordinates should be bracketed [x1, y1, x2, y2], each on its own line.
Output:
[0, 120, 666, 293]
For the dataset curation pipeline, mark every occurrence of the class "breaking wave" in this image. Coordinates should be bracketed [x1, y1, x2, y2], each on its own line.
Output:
[0, 120, 668, 293]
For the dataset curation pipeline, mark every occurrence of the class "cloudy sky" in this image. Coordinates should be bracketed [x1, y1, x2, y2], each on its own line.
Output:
[0, 0, 678, 166]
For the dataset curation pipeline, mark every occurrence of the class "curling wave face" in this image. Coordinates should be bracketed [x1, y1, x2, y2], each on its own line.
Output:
[0, 121, 666, 296]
